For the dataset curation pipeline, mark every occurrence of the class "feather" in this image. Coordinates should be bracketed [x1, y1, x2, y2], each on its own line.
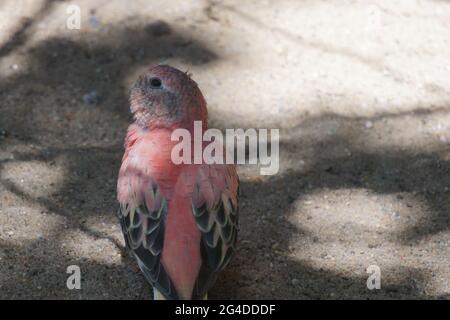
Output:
[191, 164, 239, 299]
[118, 179, 178, 299]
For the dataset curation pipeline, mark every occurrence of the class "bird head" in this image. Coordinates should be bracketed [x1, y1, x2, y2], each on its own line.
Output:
[130, 65, 208, 130]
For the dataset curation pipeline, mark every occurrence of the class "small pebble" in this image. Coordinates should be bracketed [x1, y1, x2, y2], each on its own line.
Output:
[365, 120, 373, 129]
[145, 20, 172, 37]
[291, 278, 300, 286]
[0, 129, 9, 139]
[82, 91, 101, 105]
[137, 48, 145, 59]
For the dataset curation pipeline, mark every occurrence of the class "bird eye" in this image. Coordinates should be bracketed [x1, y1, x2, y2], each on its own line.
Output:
[150, 77, 162, 88]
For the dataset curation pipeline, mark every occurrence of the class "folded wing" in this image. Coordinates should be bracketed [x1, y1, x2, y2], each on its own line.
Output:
[118, 180, 179, 299]
[191, 164, 239, 299]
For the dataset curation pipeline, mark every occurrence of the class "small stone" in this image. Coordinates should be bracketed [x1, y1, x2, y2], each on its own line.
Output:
[136, 48, 145, 59]
[325, 166, 334, 173]
[0, 129, 9, 139]
[291, 278, 300, 286]
[10, 64, 19, 70]
[145, 20, 172, 37]
[82, 91, 101, 105]
[365, 121, 373, 129]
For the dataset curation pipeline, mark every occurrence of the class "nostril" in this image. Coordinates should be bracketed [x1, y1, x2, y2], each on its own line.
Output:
[150, 77, 162, 88]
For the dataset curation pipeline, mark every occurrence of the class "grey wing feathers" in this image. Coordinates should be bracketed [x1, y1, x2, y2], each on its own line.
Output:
[118, 182, 178, 299]
[192, 166, 239, 299]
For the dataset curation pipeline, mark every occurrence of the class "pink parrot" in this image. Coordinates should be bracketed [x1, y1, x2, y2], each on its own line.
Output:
[117, 65, 239, 300]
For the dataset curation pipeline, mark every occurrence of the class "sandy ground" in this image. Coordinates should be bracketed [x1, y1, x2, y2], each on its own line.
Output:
[0, 0, 449, 299]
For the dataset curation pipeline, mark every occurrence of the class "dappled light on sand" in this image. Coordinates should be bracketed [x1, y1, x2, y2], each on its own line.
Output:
[0, 0, 449, 299]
